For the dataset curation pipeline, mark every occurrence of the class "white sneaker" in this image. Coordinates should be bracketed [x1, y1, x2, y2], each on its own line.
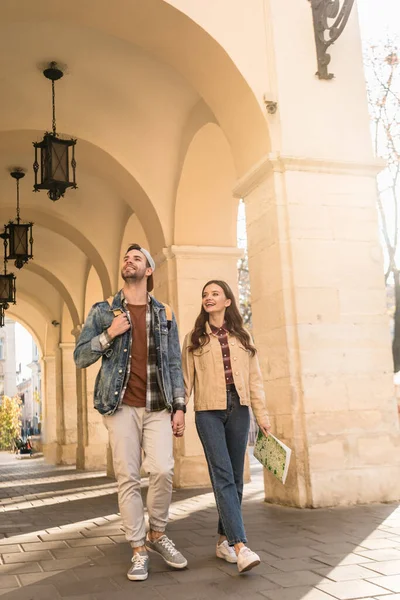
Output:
[237, 546, 260, 573]
[216, 540, 237, 563]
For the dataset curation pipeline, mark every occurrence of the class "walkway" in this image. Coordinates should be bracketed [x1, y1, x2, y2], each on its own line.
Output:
[1, 452, 400, 600]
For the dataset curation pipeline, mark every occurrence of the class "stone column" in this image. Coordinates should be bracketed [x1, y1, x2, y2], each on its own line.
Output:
[234, 155, 400, 507]
[156, 245, 244, 488]
[72, 327, 108, 471]
[42, 349, 66, 464]
[59, 343, 78, 465]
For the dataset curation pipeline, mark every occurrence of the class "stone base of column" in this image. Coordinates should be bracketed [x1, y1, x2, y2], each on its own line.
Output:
[173, 454, 210, 488]
[60, 443, 77, 465]
[42, 442, 62, 464]
[172, 452, 251, 489]
[43, 442, 76, 465]
[83, 444, 107, 471]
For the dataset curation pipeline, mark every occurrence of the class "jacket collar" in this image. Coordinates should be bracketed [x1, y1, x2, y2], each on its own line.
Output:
[110, 290, 164, 311]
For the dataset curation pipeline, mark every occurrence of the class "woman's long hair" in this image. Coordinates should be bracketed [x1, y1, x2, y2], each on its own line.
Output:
[189, 280, 256, 356]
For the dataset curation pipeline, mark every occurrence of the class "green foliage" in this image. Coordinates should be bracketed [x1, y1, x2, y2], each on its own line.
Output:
[0, 395, 22, 451]
[238, 251, 252, 327]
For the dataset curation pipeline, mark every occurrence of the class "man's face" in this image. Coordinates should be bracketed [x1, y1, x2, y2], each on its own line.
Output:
[121, 249, 152, 283]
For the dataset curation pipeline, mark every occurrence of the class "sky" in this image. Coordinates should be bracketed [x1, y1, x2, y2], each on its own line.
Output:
[15, 0, 399, 381]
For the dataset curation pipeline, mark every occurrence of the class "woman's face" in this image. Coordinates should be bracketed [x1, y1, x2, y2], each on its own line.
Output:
[202, 284, 231, 315]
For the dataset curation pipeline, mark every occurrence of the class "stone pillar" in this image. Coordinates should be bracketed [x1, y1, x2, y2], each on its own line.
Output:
[156, 245, 244, 488]
[234, 155, 400, 507]
[41, 355, 60, 463]
[72, 328, 108, 471]
[59, 343, 78, 465]
[42, 349, 67, 464]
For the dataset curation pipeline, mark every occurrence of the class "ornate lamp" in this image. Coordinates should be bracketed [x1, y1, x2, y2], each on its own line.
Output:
[33, 61, 77, 201]
[5, 170, 33, 269]
[0, 234, 16, 306]
[0, 304, 5, 328]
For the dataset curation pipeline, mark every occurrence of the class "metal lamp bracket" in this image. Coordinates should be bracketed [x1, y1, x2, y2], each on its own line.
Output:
[309, 0, 356, 80]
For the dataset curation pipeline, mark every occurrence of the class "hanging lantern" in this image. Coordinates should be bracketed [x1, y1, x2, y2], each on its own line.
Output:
[0, 234, 16, 305]
[5, 170, 33, 269]
[33, 61, 77, 202]
[0, 304, 6, 328]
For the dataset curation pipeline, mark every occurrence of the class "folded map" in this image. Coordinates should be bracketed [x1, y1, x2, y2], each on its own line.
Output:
[253, 430, 292, 485]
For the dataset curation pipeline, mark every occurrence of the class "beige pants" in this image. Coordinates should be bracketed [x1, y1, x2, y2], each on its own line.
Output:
[104, 405, 174, 548]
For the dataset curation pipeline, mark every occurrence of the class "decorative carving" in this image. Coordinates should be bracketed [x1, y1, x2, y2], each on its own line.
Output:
[309, 0, 355, 80]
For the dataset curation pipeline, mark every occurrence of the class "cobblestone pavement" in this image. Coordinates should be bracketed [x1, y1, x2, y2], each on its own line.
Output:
[1, 452, 400, 600]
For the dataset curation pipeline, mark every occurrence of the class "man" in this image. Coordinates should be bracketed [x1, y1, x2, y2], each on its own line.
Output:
[74, 244, 187, 581]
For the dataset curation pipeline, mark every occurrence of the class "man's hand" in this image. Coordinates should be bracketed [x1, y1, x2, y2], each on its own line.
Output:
[107, 313, 130, 340]
[171, 410, 185, 437]
[258, 415, 271, 438]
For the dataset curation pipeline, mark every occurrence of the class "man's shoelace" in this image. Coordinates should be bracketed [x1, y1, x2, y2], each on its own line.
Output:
[131, 554, 147, 570]
[158, 536, 178, 556]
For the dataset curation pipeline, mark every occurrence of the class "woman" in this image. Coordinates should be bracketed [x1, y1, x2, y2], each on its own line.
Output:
[182, 280, 271, 573]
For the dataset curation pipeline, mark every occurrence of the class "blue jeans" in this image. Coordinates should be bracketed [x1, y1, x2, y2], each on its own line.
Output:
[195, 387, 250, 545]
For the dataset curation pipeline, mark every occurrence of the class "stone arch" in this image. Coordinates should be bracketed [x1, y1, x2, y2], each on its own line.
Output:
[26, 263, 80, 328]
[174, 123, 238, 247]
[0, 0, 270, 175]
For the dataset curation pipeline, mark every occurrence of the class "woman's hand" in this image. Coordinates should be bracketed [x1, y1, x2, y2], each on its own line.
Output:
[258, 416, 271, 437]
[171, 410, 185, 437]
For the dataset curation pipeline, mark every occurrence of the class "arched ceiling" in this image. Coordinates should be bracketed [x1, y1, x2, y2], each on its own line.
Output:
[0, 0, 269, 347]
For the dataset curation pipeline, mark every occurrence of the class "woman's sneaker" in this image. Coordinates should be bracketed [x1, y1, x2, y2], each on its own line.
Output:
[146, 534, 188, 569]
[237, 547, 261, 573]
[216, 540, 237, 563]
[127, 551, 149, 581]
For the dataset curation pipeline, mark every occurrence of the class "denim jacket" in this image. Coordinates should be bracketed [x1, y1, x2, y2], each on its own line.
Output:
[73, 292, 185, 416]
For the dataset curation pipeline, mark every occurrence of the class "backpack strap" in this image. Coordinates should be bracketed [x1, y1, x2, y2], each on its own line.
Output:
[106, 295, 123, 317]
[107, 295, 173, 328]
[162, 302, 172, 330]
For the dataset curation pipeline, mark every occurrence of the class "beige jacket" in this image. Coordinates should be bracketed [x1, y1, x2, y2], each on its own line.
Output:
[182, 322, 268, 423]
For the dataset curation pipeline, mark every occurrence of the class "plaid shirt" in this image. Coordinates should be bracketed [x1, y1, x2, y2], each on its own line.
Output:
[100, 293, 165, 412]
[210, 323, 234, 386]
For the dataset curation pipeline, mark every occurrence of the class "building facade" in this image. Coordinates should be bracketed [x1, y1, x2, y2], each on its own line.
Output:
[17, 340, 42, 437]
[0, 319, 17, 399]
[0, 0, 398, 507]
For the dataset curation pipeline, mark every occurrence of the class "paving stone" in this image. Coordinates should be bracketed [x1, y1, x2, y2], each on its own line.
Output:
[271, 558, 326, 572]
[357, 540, 400, 550]
[67, 536, 115, 548]
[40, 557, 92, 571]
[167, 566, 231, 583]
[2, 550, 53, 564]
[0, 545, 22, 554]
[0, 562, 42, 575]
[265, 570, 332, 588]
[313, 564, 384, 581]
[364, 561, 400, 576]
[55, 576, 121, 596]
[52, 547, 104, 559]
[21, 541, 68, 551]
[316, 579, 392, 599]
[260, 588, 343, 600]
[0, 589, 20, 597]
[355, 550, 400, 562]
[0, 584, 62, 599]
[0, 575, 19, 589]
[312, 553, 375, 567]
[365, 576, 400, 593]
[94, 589, 162, 600]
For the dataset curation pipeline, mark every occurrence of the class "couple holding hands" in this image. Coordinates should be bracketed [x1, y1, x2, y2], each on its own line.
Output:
[74, 244, 271, 581]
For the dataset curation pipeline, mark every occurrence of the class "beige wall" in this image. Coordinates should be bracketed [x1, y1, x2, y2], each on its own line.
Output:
[0, 0, 398, 505]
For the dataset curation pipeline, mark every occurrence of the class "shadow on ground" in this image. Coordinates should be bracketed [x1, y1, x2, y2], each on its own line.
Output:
[0, 452, 400, 600]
